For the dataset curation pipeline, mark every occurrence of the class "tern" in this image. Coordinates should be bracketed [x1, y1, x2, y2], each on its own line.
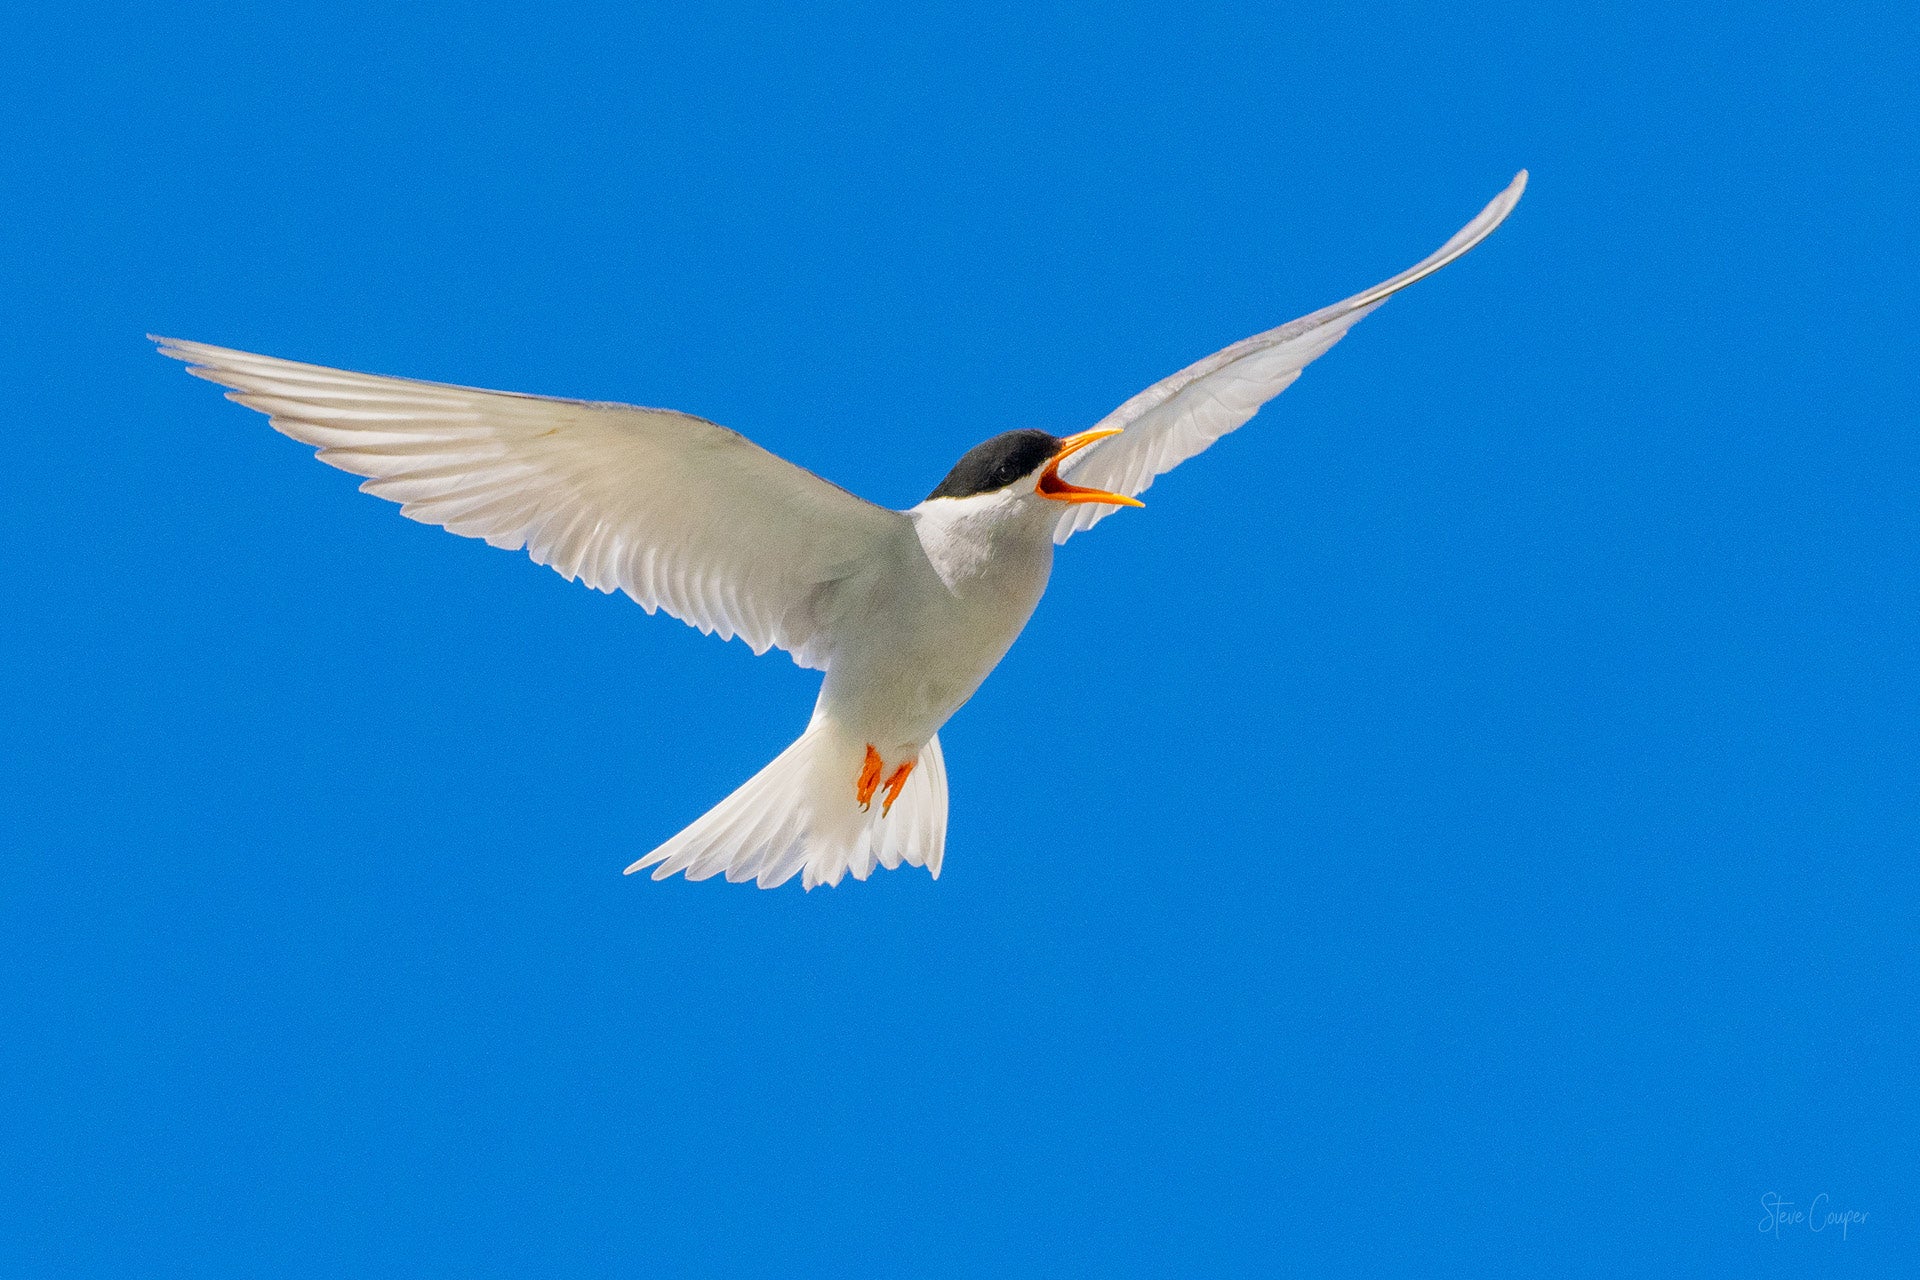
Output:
[155, 170, 1526, 890]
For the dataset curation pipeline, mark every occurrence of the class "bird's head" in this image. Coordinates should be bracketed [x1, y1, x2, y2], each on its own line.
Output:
[922, 427, 1142, 514]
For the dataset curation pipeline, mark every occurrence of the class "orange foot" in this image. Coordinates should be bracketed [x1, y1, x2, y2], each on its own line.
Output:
[856, 745, 883, 811]
[880, 760, 916, 817]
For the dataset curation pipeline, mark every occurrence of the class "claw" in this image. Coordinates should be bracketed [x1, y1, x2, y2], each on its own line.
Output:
[880, 760, 915, 817]
[856, 745, 883, 811]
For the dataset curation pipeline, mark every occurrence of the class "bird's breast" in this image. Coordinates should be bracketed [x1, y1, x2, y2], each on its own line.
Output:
[816, 509, 1055, 749]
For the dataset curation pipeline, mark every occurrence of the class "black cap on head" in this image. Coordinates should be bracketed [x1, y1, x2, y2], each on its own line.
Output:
[925, 429, 1063, 502]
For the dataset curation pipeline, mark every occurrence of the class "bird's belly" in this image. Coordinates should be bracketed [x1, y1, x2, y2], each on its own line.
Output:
[816, 557, 1047, 754]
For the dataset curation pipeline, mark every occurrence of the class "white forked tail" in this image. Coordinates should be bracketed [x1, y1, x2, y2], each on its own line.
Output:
[626, 723, 948, 890]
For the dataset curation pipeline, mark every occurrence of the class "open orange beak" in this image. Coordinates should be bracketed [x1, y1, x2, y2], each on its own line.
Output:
[1035, 427, 1145, 508]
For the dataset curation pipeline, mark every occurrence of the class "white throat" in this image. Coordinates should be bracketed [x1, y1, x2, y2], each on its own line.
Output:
[907, 488, 1056, 594]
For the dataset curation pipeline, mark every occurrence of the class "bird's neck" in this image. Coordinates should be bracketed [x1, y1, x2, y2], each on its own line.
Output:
[908, 493, 1055, 596]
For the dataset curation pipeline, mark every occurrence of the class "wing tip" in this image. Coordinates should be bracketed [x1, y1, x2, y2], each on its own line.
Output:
[1464, 168, 1530, 242]
[150, 333, 196, 364]
[1491, 169, 1529, 220]
[151, 334, 240, 373]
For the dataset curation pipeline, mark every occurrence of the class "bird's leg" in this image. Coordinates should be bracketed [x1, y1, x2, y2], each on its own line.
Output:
[856, 745, 884, 811]
[880, 760, 915, 817]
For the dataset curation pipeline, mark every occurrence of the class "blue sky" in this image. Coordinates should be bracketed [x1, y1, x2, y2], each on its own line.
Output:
[2, 1, 1914, 1275]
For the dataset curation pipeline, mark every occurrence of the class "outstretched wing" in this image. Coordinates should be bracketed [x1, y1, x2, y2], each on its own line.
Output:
[1053, 171, 1527, 542]
[154, 337, 912, 669]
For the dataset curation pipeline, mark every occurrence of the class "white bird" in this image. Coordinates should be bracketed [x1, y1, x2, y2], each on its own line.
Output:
[155, 171, 1526, 890]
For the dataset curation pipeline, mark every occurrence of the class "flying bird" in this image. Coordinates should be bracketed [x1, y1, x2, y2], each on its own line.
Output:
[155, 170, 1526, 890]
